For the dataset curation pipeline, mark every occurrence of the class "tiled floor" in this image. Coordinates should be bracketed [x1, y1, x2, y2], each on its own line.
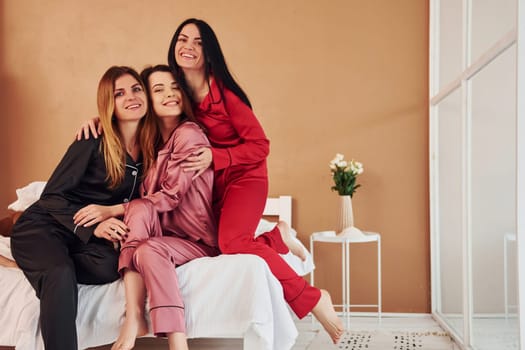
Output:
[96, 314, 456, 350]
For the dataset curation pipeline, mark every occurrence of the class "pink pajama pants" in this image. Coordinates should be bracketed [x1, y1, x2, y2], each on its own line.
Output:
[120, 199, 219, 335]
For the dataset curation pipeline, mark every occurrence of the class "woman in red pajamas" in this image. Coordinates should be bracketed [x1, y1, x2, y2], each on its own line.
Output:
[167, 18, 344, 344]
[75, 65, 218, 350]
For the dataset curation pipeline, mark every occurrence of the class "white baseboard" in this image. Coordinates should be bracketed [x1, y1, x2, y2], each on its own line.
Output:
[338, 311, 433, 318]
[300, 311, 434, 320]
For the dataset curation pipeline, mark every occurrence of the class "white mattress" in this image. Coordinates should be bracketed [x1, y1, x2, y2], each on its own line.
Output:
[0, 228, 314, 350]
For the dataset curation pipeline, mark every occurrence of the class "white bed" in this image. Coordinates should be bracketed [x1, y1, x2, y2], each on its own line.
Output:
[0, 189, 314, 350]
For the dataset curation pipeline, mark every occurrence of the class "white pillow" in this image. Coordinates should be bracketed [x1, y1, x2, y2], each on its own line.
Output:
[7, 181, 46, 211]
[255, 218, 314, 276]
[255, 218, 297, 237]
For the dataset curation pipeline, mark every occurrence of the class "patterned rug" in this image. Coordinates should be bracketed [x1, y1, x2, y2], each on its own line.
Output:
[309, 330, 455, 350]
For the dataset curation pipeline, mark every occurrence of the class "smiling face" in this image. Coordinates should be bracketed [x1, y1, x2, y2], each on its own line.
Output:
[174, 23, 205, 72]
[113, 74, 147, 122]
[148, 71, 183, 119]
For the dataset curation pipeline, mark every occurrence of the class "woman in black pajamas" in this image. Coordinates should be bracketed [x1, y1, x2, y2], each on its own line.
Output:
[10, 66, 156, 350]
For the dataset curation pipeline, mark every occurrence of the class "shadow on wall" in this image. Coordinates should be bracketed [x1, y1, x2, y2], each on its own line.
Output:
[0, 4, 28, 217]
[0, 2, 9, 217]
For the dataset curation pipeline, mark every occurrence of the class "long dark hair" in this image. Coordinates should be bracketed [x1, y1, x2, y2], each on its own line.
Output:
[140, 64, 203, 150]
[167, 18, 252, 109]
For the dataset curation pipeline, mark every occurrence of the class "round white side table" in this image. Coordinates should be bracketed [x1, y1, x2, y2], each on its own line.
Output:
[309, 229, 382, 326]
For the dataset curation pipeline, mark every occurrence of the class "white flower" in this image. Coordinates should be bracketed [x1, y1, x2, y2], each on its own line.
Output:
[348, 160, 364, 175]
[329, 154, 364, 197]
[330, 154, 347, 170]
[331, 153, 344, 165]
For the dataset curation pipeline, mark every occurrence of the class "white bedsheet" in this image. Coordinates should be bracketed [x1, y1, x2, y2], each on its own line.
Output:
[0, 232, 314, 350]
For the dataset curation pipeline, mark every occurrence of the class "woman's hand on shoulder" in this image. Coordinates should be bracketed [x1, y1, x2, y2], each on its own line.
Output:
[94, 217, 128, 242]
[73, 204, 125, 227]
[181, 147, 213, 178]
[75, 117, 102, 141]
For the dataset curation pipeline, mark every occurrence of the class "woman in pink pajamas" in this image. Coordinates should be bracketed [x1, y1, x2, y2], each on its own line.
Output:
[75, 65, 218, 350]
[167, 18, 344, 344]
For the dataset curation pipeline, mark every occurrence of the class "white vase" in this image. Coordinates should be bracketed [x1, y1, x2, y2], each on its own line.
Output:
[337, 195, 354, 232]
[337, 195, 366, 239]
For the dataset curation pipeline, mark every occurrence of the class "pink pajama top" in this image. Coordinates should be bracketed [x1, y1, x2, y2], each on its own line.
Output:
[139, 121, 217, 247]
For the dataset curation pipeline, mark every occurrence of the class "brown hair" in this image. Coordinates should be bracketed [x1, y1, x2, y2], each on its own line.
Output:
[97, 66, 156, 188]
[140, 64, 203, 150]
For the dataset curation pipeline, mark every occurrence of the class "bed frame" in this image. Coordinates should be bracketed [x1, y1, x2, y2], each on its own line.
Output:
[0, 195, 307, 350]
[264, 195, 292, 225]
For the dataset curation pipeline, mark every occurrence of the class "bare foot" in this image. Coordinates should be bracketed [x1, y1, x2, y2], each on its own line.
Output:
[277, 221, 306, 261]
[311, 289, 344, 344]
[111, 313, 148, 350]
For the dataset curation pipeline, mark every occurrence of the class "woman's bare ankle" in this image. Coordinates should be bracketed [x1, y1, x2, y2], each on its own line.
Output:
[167, 331, 188, 350]
[111, 313, 148, 350]
[312, 289, 344, 344]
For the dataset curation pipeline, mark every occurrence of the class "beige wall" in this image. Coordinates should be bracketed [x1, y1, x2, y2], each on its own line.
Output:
[1, 1, 429, 312]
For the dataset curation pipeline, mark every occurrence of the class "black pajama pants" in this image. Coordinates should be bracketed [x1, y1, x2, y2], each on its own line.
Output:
[10, 207, 120, 350]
